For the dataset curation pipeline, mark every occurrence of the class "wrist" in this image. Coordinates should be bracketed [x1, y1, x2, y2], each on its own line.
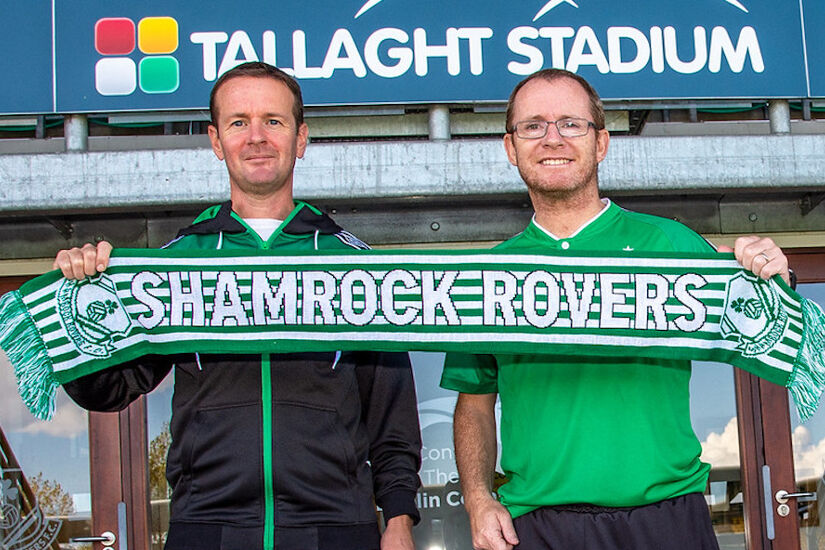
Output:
[462, 487, 496, 511]
[386, 514, 414, 528]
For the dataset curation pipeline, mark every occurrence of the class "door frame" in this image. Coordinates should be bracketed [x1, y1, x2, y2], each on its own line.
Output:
[88, 401, 151, 550]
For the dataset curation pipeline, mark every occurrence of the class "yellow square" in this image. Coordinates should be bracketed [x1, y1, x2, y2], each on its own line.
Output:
[138, 17, 178, 54]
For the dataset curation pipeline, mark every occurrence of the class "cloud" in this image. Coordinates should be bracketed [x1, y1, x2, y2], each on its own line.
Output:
[155, 371, 174, 394]
[1, 352, 87, 438]
[19, 391, 87, 438]
[699, 418, 825, 483]
[792, 426, 825, 482]
[0, 352, 36, 430]
[700, 416, 740, 468]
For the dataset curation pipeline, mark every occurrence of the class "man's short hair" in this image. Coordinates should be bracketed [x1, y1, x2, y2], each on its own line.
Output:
[209, 61, 304, 130]
[505, 69, 605, 133]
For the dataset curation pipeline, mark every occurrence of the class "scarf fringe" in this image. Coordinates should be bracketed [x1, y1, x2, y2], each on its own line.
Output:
[0, 291, 57, 420]
[788, 298, 825, 422]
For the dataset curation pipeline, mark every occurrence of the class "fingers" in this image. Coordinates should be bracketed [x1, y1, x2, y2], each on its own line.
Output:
[469, 499, 518, 550]
[95, 241, 113, 272]
[52, 241, 113, 280]
[499, 514, 520, 546]
[732, 236, 790, 284]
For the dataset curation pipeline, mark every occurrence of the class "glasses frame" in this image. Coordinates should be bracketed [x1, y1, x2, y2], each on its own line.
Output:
[510, 117, 598, 139]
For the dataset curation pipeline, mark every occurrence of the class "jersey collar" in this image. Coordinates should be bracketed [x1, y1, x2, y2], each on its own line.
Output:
[529, 198, 616, 242]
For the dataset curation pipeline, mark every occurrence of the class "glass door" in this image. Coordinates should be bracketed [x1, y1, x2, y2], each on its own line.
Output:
[743, 250, 825, 550]
[1, 341, 94, 548]
[0, 276, 145, 550]
[1, 277, 90, 550]
[790, 281, 825, 549]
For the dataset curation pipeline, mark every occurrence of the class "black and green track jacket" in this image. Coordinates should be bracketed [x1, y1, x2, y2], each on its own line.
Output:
[64, 202, 422, 550]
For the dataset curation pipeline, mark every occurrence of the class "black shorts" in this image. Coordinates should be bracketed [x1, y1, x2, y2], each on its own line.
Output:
[512, 493, 720, 550]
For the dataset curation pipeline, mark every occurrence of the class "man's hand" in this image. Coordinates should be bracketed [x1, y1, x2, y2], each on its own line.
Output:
[454, 391, 514, 549]
[717, 235, 790, 285]
[465, 494, 519, 550]
[53, 241, 113, 280]
[381, 514, 415, 550]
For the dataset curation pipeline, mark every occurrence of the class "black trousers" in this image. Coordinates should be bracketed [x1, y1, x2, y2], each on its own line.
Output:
[513, 493, 721, 550]
[164, 522, 380, 550]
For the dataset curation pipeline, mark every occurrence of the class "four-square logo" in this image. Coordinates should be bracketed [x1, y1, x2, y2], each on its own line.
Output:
[95, 16, 180, 96]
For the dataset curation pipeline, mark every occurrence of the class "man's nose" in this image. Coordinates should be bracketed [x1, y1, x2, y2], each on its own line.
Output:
[247, 120, 267, 142]
[540, 122, 564, 146]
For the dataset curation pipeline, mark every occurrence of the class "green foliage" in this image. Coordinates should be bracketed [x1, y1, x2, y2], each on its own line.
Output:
[149, 422, 172, 500]
[29, 472, 74, 516]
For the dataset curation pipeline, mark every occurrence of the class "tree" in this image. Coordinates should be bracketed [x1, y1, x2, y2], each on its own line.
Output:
[149, 422, 172, 500]
[28, 473, 74, 516]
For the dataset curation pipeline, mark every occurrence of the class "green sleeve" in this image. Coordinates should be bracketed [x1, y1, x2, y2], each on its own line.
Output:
[440, 353, 499, 394]
[647, 215, 717, 254]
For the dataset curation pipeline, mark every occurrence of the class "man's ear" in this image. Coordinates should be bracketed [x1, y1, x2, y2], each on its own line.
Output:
[595, 128, 610, 164]
[503, 133, 518, 167]
[208, 124, 224, 161]
[295, 123, 309, 159]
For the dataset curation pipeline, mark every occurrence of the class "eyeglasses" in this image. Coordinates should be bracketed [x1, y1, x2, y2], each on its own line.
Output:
[511, 118, 597, 139]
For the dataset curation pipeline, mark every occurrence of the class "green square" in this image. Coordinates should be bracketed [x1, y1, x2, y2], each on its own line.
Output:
[139, 56, 179, 94]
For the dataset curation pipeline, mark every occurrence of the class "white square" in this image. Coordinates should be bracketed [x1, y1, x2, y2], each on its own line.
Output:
[95, 57, 137, 96]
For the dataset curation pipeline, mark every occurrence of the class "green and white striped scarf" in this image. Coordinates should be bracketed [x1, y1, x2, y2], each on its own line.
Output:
[1, 248, 823, 421]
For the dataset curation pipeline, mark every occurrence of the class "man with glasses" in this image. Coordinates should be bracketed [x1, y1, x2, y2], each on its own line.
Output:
[440, 69, 791, 550]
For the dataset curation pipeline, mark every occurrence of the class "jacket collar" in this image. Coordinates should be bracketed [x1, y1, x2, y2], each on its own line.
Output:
[175, 201, 344, 239]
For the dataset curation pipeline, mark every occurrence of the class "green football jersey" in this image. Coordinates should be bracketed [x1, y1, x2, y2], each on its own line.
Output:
[441, 200, 716, 517]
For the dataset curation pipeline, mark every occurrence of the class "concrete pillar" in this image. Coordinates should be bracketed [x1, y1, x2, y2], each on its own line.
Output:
[428, 105, 451, 141]
[64, 114, 89, 152]
[768, 100, 791, 135]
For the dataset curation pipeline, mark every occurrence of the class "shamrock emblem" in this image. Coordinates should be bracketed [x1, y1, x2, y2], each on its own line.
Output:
[86, 299, 119, 322]
[731, 297, 763, 320]
[0, 478, 19, 504]
[0, 478, 21, 529]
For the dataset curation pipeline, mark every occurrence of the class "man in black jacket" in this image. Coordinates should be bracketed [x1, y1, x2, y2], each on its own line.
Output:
[53, 62, 422, 550]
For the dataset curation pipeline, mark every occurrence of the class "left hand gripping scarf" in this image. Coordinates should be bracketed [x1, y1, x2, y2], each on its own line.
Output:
[1, 248, 823, 421]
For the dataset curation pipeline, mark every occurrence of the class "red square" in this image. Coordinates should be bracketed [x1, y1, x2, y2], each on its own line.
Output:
[95, 18, 135, 55]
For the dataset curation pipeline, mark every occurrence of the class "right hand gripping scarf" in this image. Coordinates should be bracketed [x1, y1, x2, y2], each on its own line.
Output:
[1, 248, 823, 421]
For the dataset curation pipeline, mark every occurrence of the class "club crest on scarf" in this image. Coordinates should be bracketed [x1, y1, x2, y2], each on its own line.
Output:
[721, 272, 788, 357]
[56, 274, 133, 358]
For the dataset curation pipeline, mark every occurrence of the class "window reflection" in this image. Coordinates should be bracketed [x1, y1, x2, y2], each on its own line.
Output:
[791, 283, 825, 550]
[0, 352, 92, 549]
[410, 352, 473, 550]
[146, 375, 174, 550]
[411, 354, 745, 550]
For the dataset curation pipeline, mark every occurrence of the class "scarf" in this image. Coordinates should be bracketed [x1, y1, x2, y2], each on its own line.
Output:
[1, 248, 823, 421]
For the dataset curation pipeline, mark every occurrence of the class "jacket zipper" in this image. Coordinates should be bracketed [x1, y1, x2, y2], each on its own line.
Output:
[261, 354, 275, 549]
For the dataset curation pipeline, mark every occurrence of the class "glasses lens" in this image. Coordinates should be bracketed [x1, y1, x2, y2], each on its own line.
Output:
[557, 118, 588, 137]
[517, 121, 547, 138]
